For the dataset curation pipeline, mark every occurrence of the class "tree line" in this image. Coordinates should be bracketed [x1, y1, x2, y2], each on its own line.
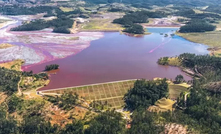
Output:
[124, 79, 169, 111]
[11, 17, 74, 34]
[0, 5, 59, 15]
[113, 11, 166, 34]
[179, 19, 216, 33]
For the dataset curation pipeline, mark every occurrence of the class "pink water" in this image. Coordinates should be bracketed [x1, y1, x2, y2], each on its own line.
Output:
[23, 28, 209, 90]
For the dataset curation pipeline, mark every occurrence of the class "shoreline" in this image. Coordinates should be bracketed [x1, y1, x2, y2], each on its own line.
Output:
[175, 32, 215, 56]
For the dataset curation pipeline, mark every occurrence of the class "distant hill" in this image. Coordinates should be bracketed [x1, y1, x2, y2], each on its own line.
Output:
[1, 0, 51, 4]
[84, 0, 221, 7]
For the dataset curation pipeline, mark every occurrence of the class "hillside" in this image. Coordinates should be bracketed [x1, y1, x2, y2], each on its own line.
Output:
[85, 0, 221, 7]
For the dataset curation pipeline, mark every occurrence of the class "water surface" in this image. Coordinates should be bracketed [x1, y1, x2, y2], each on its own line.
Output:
[25, 28, 209, 90]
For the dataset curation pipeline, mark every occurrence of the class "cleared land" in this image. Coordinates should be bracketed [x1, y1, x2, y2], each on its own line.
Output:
[81, 13, 123, 31]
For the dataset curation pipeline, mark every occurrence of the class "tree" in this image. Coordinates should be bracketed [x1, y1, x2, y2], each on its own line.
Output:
[20, 115, 58, 134]
[158, 57, 169, 65]
[175, 74, 184, 84]
[85, 110, 126, 134]
[123, 24, 144, 34]
[124, 79, 169, 111]
[46, 92, 79, 111]
[60, 120, 84, 134]
[128, 110, 164, 134]
[179, 20, 216, 33]
[45, 64, 59, 71]
[7, 94, 23, 113]
[0, 107, 18, 134]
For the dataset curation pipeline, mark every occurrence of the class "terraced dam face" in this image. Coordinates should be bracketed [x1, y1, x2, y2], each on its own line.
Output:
[24, 28, 209, 90]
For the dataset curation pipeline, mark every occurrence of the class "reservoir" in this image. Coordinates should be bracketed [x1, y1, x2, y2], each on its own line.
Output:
[25, 28, 209, 90]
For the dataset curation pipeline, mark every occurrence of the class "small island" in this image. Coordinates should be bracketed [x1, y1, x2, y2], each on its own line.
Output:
[45, 64, 59, 71]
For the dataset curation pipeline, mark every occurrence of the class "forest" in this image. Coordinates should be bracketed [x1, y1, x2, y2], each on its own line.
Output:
[0, 5, 59, 15]
[124, 79, 168, 111]
[179, 19, 216, 33]
[0, 67, 48, 95]
[156, 53, 221, 133]
[0, 67, 21, 95]
[11, 17, 73, 34]
[45, 64, 59, 71]
[8, 7, 83, 33]
[113, 11, 165, 34]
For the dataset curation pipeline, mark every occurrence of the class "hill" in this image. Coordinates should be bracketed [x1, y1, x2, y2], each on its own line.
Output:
[84, 0, 221, 7]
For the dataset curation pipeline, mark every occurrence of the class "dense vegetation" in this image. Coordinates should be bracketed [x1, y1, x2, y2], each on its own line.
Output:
[123, 24, 144, 34]
[175, 74, 184, 84]
[0, 67, 48, 95]
[11, 20, 49, 31]
[0, 5, 59, 15]
[0, 67, 21, 95]
[157, 53, 221, 133]
[158, 53, 221, 82]
[45, 64, 59, 71]
[84, 110, 126, 134]
[113, 11, 166, 34]
[8, 7, 83, 34]
[179, 20, 216, 33]
[11, 17, 73, 34]
[127, 110, 164, 134]
[46, 92, 79, 111]
[124, 79, 168, 111]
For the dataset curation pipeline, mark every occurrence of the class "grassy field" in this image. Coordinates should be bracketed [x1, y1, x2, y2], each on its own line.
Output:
[168, 83, 190, 99]
[148, 98, 176, 112]
[81, 19, 123, 32]
[41, 80, 136, 109]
